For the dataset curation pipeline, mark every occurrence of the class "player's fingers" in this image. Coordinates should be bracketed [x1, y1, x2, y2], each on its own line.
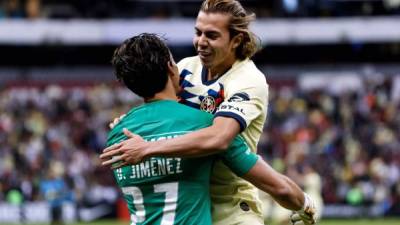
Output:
[119, 114, 126, 120]
[102, 155, 122, 166]
[109, 114, 126, 129]
[111, 161, 127, 170]
[123, 128, 139, 138]
[305, 206, 316, 215]
[100, 148, 123, 160]
[292, 214, 315, 225]
[300, 214, 314, 223]
[110, 118, 118, 129]
[103, 142, 123, 153]
[297, 216, 315, 225]
[291, 213, 301, 221]
[303, 208, 316, 223]
[121, 154, 142, 165]
[290, 215, 304, 225]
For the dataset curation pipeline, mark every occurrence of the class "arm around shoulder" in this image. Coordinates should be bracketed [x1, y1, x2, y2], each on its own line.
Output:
[101, 116, 242, 167]
[146, 116, 241, 158]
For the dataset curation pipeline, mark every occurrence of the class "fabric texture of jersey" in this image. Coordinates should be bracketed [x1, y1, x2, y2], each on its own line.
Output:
[178, 56, 269, 223]
[107, 100, 258, 225]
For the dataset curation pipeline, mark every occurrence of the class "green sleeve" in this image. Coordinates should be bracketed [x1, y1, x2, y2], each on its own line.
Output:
[219, 136, 259, 177]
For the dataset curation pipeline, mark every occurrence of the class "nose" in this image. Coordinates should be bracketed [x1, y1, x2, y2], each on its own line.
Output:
[197, 34, 208, 48]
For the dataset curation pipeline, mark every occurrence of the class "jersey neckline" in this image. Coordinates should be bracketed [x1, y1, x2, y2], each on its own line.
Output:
[200, 59, 247, 86]
[128, 100, 178, 114]
[201, 66, 220, 85]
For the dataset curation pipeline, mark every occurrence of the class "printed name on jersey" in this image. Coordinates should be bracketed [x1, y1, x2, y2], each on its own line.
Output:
[228, 92, 250, 102]
[116, 134, 184, 181]
[115, 157, 183, 180]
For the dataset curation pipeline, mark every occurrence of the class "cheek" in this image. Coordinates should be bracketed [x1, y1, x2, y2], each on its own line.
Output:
[193, 37, 198, 48]
[213, 43, 229, 56]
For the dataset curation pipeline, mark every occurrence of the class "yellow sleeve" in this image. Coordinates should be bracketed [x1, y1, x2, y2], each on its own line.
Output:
[214, 74, 268, 131]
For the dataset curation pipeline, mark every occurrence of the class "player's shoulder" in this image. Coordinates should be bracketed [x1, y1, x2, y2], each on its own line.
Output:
[146, 100, 214, 126]
[173, 101, 213, 120]
[236, 59, 267, 83]
[106, 101, 213, 145]
[157, 101, 215, 135]
[106, 106, 139, 145]
[227, 59, 268, 90]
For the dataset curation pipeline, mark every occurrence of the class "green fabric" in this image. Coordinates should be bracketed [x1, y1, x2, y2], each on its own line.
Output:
[107, 100, 257, 225]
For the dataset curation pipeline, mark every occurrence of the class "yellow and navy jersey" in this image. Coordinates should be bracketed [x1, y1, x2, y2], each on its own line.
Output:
[177, 56, 269, 222]
[177, 56, 268, 152]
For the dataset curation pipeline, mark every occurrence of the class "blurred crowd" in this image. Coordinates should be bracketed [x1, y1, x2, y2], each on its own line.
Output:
[0, 84, 141, 209]
[0, 75, 399, 217]
[258, 75, 400, 216]
[0, 0, 399, 20]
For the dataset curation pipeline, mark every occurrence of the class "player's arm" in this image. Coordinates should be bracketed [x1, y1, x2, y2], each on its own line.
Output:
[220, 141, 306, 211]
[101, 74, 265, 166]
[243, 159, 304, 210]
[143, 116, 241, 154]
[100, 116, 240, 167]
[221, 139, 317, 225]
[242, 161, 317, 224]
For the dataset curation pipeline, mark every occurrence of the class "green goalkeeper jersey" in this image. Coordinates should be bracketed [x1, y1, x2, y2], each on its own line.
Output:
[107, 100, 258, 225]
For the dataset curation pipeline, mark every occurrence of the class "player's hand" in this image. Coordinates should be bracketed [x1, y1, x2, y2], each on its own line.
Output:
[100, 128, 149, 169]
[290, 193, 317, 225]
[109, 114, 126, 129]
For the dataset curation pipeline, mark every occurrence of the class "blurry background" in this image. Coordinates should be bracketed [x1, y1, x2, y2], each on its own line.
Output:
[0, 0, 399, 224]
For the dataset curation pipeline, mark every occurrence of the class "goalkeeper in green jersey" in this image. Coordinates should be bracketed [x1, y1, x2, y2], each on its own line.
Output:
[102, 33, 316, 225]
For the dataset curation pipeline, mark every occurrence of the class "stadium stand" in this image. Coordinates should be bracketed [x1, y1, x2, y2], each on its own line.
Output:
[0, 0, 399, 20]
[0, 74, 399, 222]
[0, 0, 399, 223]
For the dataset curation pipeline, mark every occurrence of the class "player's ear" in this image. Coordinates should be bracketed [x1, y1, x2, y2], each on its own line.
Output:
[231, 33, 243, 49]
[167, 61, 173, 74]
[167, 61, 176, 77]
[167, 52, 179, 78]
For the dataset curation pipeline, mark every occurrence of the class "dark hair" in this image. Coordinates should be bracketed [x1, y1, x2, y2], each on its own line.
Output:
[111, 33, 170, 98]
[200, 0, 260, 60]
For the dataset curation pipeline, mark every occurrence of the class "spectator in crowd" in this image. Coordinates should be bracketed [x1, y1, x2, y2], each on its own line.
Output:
[0, 84, 134, 219]
[25, 0, 42, 19]
[2, 0, 398, 19]
[0, 75, 399, 220]
[39, 161, 71, 225]
[2, 0, 24, 18]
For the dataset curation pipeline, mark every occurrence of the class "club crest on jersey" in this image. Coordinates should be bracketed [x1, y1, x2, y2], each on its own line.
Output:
[200, 96, 216, 113]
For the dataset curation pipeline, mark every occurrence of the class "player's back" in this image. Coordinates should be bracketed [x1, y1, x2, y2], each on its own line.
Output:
[107, 100, 215, 225]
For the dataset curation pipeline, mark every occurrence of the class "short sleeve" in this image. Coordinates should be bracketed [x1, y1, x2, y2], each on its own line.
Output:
[214, 80, 268, 132]
[219, 136, 259, 176]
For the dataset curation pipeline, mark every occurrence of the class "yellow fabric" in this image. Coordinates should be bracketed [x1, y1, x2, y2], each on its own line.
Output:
[177, 56, 268, 151]
[212, 200, 264, 225]
[178, 56, 269, 224]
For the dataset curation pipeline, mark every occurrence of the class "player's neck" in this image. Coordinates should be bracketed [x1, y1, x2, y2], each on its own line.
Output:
[146, 93, 177, 102]
[144, 82, 178, 103]
[207, 57, 236, 80]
